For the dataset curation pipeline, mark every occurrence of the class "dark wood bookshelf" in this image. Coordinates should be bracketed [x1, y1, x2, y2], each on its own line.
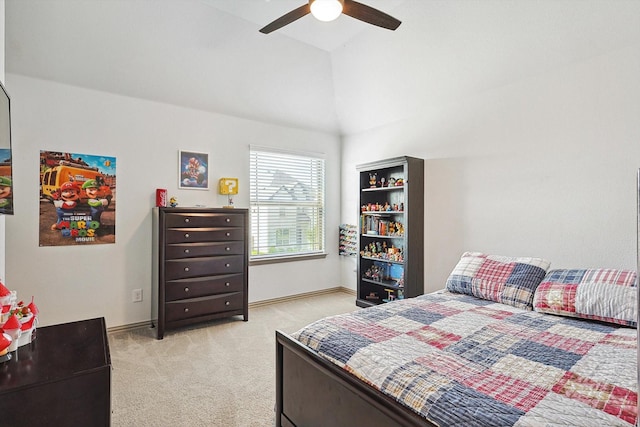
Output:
[356, 156, 424, 307]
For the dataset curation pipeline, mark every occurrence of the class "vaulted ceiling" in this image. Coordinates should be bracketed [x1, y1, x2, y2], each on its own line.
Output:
[203, 0, 407, 51]
[6, 0, 640, 135]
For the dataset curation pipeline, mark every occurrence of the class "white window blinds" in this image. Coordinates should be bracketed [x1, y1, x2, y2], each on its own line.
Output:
[249, 148, 325, 260]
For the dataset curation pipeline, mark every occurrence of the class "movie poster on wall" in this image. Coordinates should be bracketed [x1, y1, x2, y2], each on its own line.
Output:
[39, 151, 117, 246]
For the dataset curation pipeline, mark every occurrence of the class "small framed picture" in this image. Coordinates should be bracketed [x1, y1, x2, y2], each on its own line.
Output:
[178, 150, 209, 190]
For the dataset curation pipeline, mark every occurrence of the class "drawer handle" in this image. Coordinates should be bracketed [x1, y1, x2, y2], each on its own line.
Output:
[225, 218, 231, 223]
[225, 282, 230, 287]
[225, 301, 230, 306]
[184, 287, 189, 293]
[184, 267, 190, 272]
[184, 233, 190, 238]
[225, 232, 231, 237]
[225, 263, 231, 268]
[184, 218, 190, 223]
[225, 247, 230, 251]
[184, 308, 189, 313]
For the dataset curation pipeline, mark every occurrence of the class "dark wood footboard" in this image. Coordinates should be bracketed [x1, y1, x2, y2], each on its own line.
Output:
[275, 330, 434, 427]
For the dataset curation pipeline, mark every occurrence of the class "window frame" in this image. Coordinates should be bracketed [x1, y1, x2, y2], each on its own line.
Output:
[249, 147, 327, 265]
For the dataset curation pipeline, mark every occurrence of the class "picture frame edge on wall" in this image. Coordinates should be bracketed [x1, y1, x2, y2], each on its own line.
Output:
[178, 150, 209, 190]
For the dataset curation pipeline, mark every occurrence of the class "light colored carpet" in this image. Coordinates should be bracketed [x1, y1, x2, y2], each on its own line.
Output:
[109, 291, 357, 427]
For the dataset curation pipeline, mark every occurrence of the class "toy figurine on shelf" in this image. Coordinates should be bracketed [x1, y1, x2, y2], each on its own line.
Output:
[0, 331, 12, 363]
[1, 293, 40, 350]
[383, 288, 396, 303]
[388, 222, 395, 235]
[365, 292, 380, 301]
[380, 177, 386, 187]
[3, 314, 21, 352]
[388, 245, 403, 262]
[364, 265, 380, 281]
[169, 196, 178, 207]
[369, 173, 377, 188]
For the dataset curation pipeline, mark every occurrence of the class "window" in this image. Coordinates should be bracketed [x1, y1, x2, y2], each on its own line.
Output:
[249, 148, 325, 262]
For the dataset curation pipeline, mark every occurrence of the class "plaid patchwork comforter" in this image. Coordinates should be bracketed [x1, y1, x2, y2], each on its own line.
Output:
[292, 292, 637, 426]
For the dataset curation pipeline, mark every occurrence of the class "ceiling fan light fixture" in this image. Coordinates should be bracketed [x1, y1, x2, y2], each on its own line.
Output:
[259, 0, 400, 34]
[310, 0, 344, 22]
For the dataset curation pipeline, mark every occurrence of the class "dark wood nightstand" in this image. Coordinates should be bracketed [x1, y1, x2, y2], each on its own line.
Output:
[0, 317, 111, 426]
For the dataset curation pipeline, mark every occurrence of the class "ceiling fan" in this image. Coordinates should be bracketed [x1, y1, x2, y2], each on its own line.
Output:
[259, 0, 401, 34]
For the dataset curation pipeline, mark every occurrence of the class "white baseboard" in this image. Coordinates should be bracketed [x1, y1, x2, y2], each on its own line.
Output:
[107, 287, 356, 334]
[248, 286, 355, 308]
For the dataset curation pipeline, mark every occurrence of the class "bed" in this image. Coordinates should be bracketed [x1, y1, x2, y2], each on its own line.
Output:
[275, 251, 638, 427]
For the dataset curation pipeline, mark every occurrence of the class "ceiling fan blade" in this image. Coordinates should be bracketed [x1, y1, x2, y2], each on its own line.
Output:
[259, 4, 311, 34]
[342, 0, 401, 30]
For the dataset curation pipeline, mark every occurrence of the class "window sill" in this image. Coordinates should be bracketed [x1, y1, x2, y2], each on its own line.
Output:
[249, 253, 328, 266]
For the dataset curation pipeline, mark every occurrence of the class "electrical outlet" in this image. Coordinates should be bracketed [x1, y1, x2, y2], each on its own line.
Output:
[132, 288, 143, 303]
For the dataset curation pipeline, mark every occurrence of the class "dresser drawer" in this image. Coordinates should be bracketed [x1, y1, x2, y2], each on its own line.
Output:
[165, 293, 243, 322]
[165, 255, 244, 280]
[164, 212, 244, 228]
[165, 274, 244, 301]
[166, 227, 244, 244]
[165, 241, 244, 259]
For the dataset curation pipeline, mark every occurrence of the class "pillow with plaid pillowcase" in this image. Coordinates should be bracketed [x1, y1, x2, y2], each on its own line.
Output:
[533, 269, 637, 327]
[446, 251, 551, 310]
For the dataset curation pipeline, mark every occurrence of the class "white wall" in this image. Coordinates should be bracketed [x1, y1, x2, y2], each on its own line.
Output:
[5, 0, 639, 328]
[5, 0, 341, 134]
[4, 74, 342, 328]
[340, 45, 640, 293]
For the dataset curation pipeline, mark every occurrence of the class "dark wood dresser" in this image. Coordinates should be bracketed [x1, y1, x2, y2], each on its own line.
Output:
[0, 317, 111, 426]
[152, 207, 249, 339]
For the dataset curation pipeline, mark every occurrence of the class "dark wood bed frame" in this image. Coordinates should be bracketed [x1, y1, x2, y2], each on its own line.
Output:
[275, 330, 436, 427]
[276, 171, 640, 427]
